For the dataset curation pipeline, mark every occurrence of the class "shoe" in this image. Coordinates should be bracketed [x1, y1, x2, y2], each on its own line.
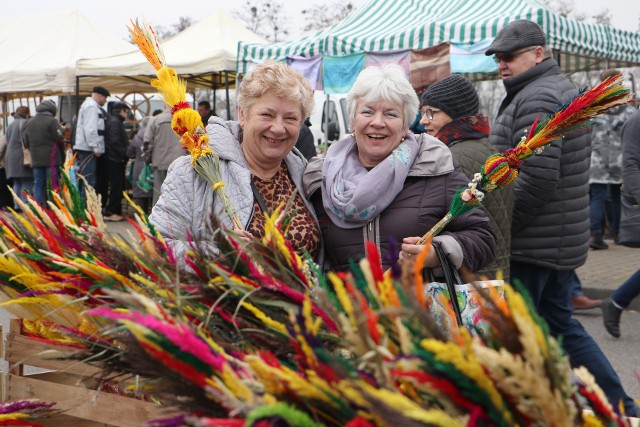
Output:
[601, 297, 622, 338]
[589, 233, 609, 250]
[104, 214, 124, 222]
[571, 295, 602, 310]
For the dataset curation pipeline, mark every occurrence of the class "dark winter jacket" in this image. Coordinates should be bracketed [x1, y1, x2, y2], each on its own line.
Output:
[295, 124, 316, 160]
[105, 113, 129, 163]
[438, 115, 513, 280]
[5, 115, 33, 178]
[622, 109, 640, 203]
[25, 101, 65, 168]
[490, 58, 590, 270]
[304, 134, 496, 273]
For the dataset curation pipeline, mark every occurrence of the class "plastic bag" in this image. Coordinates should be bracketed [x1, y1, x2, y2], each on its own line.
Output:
[137, 164, 154, 193]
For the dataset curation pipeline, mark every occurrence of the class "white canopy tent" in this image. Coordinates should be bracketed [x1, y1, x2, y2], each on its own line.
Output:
[76, 9, 268, 117]
[0, 10, 134, 97]
[0, 10, 136, 130]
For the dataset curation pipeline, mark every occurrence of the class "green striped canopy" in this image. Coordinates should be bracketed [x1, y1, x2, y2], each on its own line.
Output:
[237, 0, 640, 75]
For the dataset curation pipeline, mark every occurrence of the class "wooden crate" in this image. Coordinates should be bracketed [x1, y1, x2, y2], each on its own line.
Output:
[2, 319, 168, 427]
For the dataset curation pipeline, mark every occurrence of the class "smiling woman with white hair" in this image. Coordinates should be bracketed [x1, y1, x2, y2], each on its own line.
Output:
[304, 64, 496, 273]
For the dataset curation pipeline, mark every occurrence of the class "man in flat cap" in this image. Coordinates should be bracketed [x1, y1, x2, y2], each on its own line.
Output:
[74, 86, 110, 202]
[486, 20, 639, 415]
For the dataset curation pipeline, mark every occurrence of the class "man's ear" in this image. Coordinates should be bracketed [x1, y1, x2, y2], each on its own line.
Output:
[534, 45, 546, 63]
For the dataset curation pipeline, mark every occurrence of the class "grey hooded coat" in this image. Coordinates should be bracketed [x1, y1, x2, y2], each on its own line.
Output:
[5, 114, 33, 179]
[25, 100, 65, 168]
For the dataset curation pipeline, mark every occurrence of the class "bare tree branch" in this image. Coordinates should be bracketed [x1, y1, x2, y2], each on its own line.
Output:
[233, 0, 291, 42]
[301, 1, 355, 33]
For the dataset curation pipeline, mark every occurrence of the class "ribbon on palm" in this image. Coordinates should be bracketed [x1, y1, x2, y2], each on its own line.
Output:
[128, 20, 243, 229]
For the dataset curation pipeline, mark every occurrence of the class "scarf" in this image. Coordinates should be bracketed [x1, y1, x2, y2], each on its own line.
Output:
[321, 133, 421, 229]
[435, 114, 490, 145]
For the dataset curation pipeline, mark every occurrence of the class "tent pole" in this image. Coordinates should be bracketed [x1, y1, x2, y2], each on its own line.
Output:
[324, 94, 329, 144]
[75, 76, 80, 118]
[212, 76, 217, 115]
[1, 95, 8, 135]
[225, 71, 231, 120]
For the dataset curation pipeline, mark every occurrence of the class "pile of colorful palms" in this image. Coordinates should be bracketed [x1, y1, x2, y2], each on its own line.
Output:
[0, 170, 633, 426]
[0, 399, 59, 426]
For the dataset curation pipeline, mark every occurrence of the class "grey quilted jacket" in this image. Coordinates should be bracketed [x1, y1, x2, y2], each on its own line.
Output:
[149, 117, 316, 263]
[490, 58, 590, 270]
[589, 105, 636, 184]
[622, 110, 640, 203]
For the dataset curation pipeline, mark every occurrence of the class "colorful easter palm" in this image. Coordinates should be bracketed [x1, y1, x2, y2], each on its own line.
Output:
[419, 74, 633, 243]
[79, 244, 630, 427]
[128, 19, 242, 229]
[0, 399, 59, 427]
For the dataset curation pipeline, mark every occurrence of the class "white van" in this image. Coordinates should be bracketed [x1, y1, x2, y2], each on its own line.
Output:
[308, 91, 350, 148]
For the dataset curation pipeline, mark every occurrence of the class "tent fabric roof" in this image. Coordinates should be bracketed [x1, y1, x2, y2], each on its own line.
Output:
[76, 9, 268, 92]
[0, 10, 134, 97]
[238, 0, 640, 75]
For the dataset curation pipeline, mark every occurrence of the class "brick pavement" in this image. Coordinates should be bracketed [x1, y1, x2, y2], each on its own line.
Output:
[577, 238, 640, 308]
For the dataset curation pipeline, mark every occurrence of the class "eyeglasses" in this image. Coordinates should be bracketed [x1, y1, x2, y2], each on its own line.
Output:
[492, 47, 537, 64]
[421, 108, 441, 120]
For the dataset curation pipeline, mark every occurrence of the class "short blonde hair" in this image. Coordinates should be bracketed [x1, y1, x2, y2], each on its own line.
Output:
[347, 64, 418, 129]
[238, 60, 314, 120]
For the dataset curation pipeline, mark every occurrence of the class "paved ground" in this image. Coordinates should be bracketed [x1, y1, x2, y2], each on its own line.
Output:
[576, 236, 640, 308]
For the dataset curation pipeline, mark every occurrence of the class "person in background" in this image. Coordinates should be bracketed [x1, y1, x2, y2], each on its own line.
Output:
[420, 74, 512, 280]
[409, 109, 425, 134]
[197, 100, 214, 126]
[568, 271, 602, 310]
[127, 116, 153, 214]
[304, 64, 496, 273]
[102, 102, 131, 221]
[150, 60, 320, 263]
[588, 69, 636, 249]
[0, 134, 13, 209]
[143, 106, 186, 207]
[295, 118, 316, 160]
[601, 269, 640, 338]
[5, 106, 33, 210]
[486, 19, 638, 415]
[24, 100, 65, 206]
[601, 105, 640, 338]
[74, 86, 110, 202]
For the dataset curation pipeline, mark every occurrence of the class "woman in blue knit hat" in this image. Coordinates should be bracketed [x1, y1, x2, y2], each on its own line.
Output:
[420, 74, 513, 280]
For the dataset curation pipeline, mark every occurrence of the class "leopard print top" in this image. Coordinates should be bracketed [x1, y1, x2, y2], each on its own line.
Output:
[247, 162, 320, 259]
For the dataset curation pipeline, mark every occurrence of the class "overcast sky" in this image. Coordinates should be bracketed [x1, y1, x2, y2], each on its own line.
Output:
[3, 0, 638, 41]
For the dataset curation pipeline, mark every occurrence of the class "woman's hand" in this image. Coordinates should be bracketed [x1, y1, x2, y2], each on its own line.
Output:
[399, 237, 439, 268]
[229, 229, 254, 243]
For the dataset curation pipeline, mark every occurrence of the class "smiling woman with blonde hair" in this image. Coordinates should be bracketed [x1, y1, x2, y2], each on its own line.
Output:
[150, 60, 320, 262]
[304, 64, 496, 273]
